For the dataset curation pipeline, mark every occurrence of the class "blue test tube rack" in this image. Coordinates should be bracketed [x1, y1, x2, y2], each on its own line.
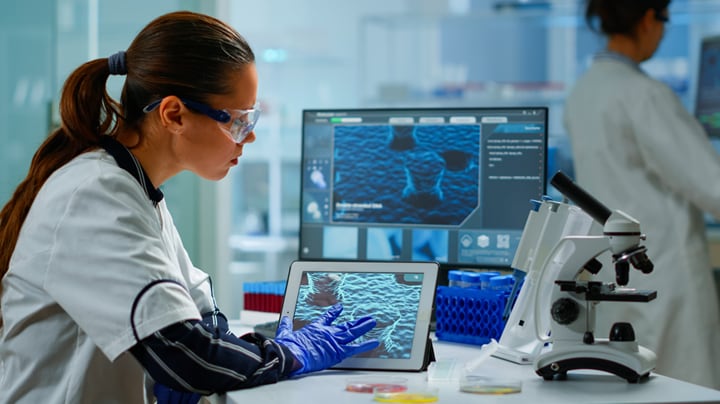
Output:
[434, 274, 522, 346]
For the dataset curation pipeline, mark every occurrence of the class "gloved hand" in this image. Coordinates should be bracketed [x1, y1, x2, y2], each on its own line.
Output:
[274, 303, 379, 376]
[153, 382, 201, 404]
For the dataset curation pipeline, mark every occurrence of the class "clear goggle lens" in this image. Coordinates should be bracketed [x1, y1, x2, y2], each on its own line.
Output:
[224, 107, 261, 143]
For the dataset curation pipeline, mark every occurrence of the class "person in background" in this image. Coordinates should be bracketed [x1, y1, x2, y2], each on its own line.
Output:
[0, 11, 378, 403]
[564, 0, 720, 389]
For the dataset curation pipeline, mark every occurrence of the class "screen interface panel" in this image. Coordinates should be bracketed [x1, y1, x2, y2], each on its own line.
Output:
[292, 271, 424, 359]
[696, 35, 720, 138]
[300, 107, 547, 268]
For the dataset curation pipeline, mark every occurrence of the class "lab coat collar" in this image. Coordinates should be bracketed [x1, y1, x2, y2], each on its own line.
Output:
[99, 136, 164, 205]
[594, 50, 642, 72]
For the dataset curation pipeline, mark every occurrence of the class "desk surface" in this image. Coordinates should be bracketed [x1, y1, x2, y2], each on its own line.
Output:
[212, 312, 720, 404]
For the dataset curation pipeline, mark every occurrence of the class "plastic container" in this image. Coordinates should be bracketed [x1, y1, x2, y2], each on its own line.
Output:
[447, 270, 465, 288]
[242, 280, 286, 313]
[373, 387, 439, 403]
[345, 376, 408, 393]
[459, 272, 482, 289]
[478, 271, 500, 289]
[489, 275, 514, 292]
[459, 375, 522, 395]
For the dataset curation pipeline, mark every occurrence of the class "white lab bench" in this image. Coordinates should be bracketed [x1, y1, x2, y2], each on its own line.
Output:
[208, 311, 720, 404]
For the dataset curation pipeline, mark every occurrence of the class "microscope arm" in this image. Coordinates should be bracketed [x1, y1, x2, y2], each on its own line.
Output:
[533, 234, 610, 342]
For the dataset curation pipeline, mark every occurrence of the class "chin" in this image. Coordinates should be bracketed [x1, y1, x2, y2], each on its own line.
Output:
[199, 170, 230, 181]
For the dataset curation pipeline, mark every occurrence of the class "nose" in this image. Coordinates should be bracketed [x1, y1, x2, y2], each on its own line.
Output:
[241, 130, 256, 144]
[235, 130, 255, 146]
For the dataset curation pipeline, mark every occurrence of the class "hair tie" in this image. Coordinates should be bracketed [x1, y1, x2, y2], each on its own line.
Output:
[108, 51, 127, 75]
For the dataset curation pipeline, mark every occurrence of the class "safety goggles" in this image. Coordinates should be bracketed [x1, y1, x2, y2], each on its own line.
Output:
[143, 98, 261, 143]
[654, 8, 669, 23]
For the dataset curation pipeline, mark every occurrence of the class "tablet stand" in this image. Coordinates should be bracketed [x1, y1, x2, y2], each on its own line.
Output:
[422, 338, 436, 371]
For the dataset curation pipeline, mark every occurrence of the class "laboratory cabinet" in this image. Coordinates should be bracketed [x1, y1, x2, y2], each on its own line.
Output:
[221, 0, 720, 315]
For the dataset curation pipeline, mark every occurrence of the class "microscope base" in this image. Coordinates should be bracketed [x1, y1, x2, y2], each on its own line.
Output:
[493, 342, 541, 365]
[534, 340, 656, 383]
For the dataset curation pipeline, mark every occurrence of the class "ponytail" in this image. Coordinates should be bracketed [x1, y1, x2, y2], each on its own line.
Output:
[0, 57, 122, 305]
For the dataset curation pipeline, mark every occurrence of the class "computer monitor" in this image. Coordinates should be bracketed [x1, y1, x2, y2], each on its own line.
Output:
[695, 34, 720, 138]
[695, 35, 720, 226]
[298, 107, 548, 279]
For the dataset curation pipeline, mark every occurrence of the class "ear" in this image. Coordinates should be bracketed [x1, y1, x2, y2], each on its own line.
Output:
[637, 8, 656, 33]
[157, 96, 187, 132]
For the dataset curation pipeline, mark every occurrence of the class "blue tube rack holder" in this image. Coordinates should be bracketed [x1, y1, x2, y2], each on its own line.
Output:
[434, 285, 515, 346]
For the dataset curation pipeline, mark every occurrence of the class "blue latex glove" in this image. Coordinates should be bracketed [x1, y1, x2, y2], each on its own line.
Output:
[153, 382, 201, 404]
[274, 303, 379, 376]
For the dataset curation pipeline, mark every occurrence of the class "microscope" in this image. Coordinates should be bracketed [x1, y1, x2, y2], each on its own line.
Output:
[494, 190, 597, 365]
[535, 172, 657, 382]
[495, 171, 657, 383]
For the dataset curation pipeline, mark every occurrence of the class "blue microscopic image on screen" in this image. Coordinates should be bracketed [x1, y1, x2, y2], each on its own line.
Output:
[322, 226, 358, 259]
[411, 229, 448, 262]
[366, 227, 403, 260]
[292, 271, 423, 359]
[331, 124, 479, 226]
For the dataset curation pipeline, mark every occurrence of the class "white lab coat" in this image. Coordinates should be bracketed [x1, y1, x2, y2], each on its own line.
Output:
[564, 53, 720, 389]
[0, 149, 215, 403]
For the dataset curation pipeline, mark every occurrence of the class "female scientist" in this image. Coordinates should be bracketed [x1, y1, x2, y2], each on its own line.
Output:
[0, 11, 378, 403]
[564, 0, 720, 388]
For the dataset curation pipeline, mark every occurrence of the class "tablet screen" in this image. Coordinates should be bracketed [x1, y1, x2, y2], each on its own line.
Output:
[292, 271, 424, 359]
[282, 261, 438, 371]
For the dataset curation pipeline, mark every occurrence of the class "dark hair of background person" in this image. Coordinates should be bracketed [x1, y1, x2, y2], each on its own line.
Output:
[586, 0, 672, 34]
[0, 11, 255, 314]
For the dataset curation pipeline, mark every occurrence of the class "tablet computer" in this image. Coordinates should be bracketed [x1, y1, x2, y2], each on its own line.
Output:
[281, 260, 439, 371]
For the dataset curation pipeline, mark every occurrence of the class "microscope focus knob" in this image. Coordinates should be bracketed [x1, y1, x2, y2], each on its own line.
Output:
[551, 298, 580, 325]
[609, 322, 636, 342]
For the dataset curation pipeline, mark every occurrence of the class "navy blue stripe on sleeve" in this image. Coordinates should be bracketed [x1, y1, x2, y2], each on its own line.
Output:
[129, 311, 297, 394]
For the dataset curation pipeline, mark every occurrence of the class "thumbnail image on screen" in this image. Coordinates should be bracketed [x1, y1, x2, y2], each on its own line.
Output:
[299, 108, 547, 268]
[291, 271, 424, 359]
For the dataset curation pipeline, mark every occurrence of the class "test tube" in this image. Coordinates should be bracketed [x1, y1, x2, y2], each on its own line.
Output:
[489, 275, 514, 293]
[460, 272, 482, 289]
[478, 271, 501, 289]
[448, 270, 464, 288]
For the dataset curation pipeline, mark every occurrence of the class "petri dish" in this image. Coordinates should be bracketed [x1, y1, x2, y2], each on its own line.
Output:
[459, 375, 522, 395]
[345, 376, 408, 393]
[373, 387, 439, 403]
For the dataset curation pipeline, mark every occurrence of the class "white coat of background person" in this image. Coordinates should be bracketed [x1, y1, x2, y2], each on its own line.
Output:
[564, 0, 720, 389]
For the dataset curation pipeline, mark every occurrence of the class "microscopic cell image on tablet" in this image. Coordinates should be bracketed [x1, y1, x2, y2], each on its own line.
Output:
[281, 261, 438, 371]
[292, 271, 423, 359]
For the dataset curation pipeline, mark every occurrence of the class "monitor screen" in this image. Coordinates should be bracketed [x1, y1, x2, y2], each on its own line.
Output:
[695, 35, 720, 138]
[695, 35, 720, 227]
[298, 107, 548, 270]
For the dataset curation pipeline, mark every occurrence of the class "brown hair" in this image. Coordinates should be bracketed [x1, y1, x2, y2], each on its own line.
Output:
[0, 11, 254, 311]
[586, 0, 671, 35]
